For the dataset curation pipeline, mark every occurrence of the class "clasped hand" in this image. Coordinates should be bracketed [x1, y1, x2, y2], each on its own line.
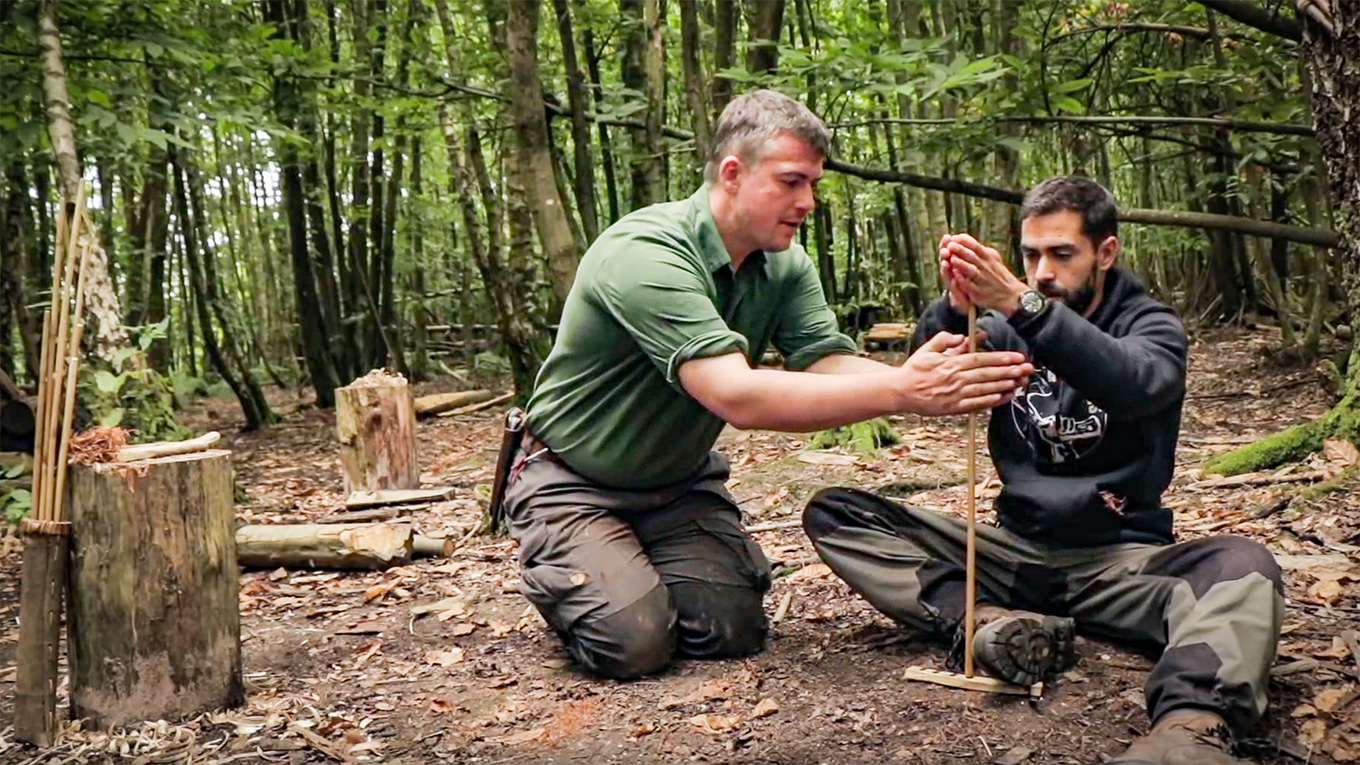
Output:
[938, 233, 1028, 317]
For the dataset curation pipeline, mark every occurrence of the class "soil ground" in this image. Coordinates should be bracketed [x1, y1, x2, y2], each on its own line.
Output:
[1, 327, 1358, 765]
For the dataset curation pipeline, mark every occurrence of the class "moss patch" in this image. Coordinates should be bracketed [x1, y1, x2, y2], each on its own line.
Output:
[809, 418, 901, 452]
[1204, 394, 1360, 476]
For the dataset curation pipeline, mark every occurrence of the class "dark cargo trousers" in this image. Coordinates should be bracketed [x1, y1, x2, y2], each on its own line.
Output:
[804, 488, 1285, 731]
[502, 450, 772, 679]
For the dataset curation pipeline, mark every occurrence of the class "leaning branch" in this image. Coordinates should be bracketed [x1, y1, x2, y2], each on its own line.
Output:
[1049, 23, 1260, 42]
[827, 159, 1339, 248]
[828, 115, 1314, 137]
[1195, 0, 1301, 41]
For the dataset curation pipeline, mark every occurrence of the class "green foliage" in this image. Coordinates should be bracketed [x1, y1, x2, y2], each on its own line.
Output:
[809, 418, 901, 453]
[474, 351, 512, 377]
[1, 488, 31, 526]
[78, 322, 187, 443]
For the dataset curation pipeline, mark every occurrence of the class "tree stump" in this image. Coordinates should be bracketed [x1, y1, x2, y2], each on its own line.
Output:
[66, 450, 242, 728]
[336, 381, 419, 494]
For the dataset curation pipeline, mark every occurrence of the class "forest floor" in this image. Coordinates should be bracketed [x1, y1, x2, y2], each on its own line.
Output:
[1, 327, 1359, 765]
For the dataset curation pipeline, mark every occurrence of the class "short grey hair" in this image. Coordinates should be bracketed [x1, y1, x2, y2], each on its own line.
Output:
[704, 89, 831, 184]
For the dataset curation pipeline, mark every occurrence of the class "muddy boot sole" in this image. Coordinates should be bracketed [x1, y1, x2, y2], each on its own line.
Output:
[972, 614, 1077, 686]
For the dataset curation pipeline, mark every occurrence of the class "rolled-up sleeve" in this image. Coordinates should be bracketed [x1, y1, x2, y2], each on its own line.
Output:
[773, 254, 857, 370]
[596, 239, 749, 388]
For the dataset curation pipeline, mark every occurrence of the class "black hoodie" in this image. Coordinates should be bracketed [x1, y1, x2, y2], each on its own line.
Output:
[913, 268, 1187, 547]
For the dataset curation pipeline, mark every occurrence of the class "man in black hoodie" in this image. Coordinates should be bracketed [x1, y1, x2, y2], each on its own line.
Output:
[803, 177, 1283, 765]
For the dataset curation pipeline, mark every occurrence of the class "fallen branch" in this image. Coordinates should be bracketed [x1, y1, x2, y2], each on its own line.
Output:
[316, 507, 402, 524]
[288, 723, 359, 765]
[1190, 469, 1326, 490]
[773, 591, 794, 624]
[414, 389, 494, 418]
[746, 519, 802, 533]
[343, 487, 454, 508]
[435, 391, 514, 418]
[118, 431, 221, 463]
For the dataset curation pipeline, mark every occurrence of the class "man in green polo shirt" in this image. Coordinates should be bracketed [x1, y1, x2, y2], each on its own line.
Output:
[500, 89, 1034, 679]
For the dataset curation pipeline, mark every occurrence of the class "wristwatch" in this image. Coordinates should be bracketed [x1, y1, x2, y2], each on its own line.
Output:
[1015, 289, 1049, 318]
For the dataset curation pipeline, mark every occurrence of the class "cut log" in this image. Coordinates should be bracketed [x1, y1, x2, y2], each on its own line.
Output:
[413, 389, 494, 417]
[236, 523, 413, 570]
[336, 382, 419, 493]
[66, 450, 242, 729]
[344, 486, 453, 509]
[413, 534, 457, 558]
[117, 431, 220, 462]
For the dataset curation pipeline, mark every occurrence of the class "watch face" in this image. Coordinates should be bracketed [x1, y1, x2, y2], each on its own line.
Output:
[1021, 290, 1047, 314]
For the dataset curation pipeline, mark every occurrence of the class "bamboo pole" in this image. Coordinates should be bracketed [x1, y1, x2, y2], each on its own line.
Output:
[963, 304, 978, 678]
[52, 210, 93, 523]
[30, 311, 52, 520]
[39, 187, 85, 521]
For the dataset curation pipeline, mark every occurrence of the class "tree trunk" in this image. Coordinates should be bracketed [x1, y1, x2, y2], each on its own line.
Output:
[336, 380, 419, 494]
[236, 522, 413, 570]
[435, 0, 549, 400]
[621, 0, 665, 209]
[553, 0, 601, 242]
[582, 21, 622, 222]
[712, 0, 736, 114]
[349, 0, 374, 366]
[66, 451, 243, 729]
[291, 0, 348, 379]
[678, 0, 711, 167]
[409, 137, 429, 377]
[37, 0, 126, 358]
[366, 0, 390, 368]
[745, 0, 786, 74]
[181, 149, 276, 427]
[506, 0, 584, 306]
[174, 151, 267, 430]
[1207, 4, 1360, 474]
[266, 0, 341, 407]
[4, 162, 40, 382]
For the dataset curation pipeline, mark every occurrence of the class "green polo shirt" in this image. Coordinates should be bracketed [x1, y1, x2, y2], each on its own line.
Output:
[525, 187, 856, 489]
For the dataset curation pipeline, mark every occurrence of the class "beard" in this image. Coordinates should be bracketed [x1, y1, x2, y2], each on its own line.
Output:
[1038, 268, 1099, 314]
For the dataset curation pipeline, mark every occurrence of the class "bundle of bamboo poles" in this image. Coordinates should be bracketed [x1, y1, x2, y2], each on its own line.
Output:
[15, 184, 94, 747]
[31, 184, 92, 525]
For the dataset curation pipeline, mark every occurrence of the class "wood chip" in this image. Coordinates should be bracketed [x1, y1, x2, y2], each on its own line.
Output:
[688, 713, 742, 734]
[424, 648, 464, 666]
[752, 698, 779, 718]
[797, 451, 858, 466]
[336, 621, 384, 635]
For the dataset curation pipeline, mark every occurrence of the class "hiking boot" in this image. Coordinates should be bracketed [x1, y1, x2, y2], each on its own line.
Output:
[1109, 709, 1251, 764]
[969, 605, 1077, 686]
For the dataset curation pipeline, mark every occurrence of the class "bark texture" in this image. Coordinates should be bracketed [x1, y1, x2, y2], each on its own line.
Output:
[66, 451, 243, 728]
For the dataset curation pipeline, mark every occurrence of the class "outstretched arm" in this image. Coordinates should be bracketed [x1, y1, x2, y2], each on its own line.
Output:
[679, 331, 1033, 432]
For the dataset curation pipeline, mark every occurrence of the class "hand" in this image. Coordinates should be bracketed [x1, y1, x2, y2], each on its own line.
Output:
[896, 331, 1033, 415]
[943, 234, 1030, 317]
[938, 235, 971, 313]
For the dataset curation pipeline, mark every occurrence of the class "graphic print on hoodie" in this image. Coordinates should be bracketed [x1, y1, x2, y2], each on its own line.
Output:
[914, 268, 1188, 548]
[1012, 369, 1107, 464]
